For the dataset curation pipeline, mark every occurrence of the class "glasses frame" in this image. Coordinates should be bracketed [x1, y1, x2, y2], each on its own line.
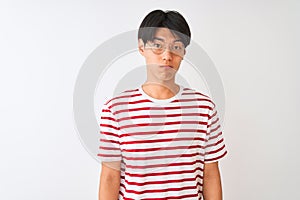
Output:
[145, 39, 185, 57]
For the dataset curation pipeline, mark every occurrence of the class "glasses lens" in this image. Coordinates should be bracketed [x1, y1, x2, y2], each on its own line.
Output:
[149, 41, 163, 54]
[147, 40, 185, 56]
[171, 42, 185, 56]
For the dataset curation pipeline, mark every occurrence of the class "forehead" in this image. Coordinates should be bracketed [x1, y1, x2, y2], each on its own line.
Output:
[153, 28, 181, 42]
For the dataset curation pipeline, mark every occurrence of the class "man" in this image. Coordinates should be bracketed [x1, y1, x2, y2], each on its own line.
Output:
[98, 9, 227, 200]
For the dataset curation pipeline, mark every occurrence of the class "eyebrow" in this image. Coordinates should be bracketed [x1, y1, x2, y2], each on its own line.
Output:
[152, 37, 183, 43]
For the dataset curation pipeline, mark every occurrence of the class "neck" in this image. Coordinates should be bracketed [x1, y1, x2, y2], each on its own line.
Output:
[142, 80, 180, 100]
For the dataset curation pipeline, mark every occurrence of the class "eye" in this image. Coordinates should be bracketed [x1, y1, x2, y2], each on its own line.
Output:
[173, 42, 184, 51]
[153, 43, 162, 49]
[173, 45, 182, 50]
[173, 43, 184, 50]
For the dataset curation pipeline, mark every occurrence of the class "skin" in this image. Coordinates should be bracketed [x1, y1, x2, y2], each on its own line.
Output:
[203, 162, 223, 200]
[138, 27, 185, 98]
[98, 27, 223, 200]
[98, 161, 121, 200]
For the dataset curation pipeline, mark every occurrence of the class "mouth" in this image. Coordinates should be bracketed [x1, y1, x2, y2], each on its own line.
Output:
[160, 65, 173, 68]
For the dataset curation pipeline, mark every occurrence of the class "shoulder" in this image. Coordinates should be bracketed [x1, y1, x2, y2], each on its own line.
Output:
[182, 86, 216, 108]
[103, 87, 141, 110]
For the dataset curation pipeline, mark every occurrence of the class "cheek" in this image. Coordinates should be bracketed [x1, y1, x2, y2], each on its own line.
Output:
[175, 58, 183, 65]
[145, 56, 160, 64]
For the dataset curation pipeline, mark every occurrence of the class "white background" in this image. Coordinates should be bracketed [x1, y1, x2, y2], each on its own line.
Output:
[1, 0, 299, 199]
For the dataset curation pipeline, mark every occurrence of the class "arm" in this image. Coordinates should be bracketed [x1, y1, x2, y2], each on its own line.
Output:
[202, 161, 223, 200]
[98, 161, 121, 200]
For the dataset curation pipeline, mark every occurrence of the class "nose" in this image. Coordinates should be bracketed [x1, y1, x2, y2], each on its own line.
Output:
[162, 48, 172, 61]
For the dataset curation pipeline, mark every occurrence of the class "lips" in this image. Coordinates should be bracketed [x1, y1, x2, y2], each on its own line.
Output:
[160, 65, 173, 68]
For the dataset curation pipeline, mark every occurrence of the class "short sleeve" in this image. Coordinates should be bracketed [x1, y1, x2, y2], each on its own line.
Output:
[97, 104, 122, 162]
[204, 104, 227, 163]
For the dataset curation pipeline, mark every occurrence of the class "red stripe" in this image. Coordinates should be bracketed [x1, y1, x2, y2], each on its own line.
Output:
[114, 105, 212, 115]
[122, 144, 204, 152]
[172, 98, 212, 103]
[124, 88, 139, 92]
[97, 153, 121, 157]
[205, 150, 227, 162]
[101, 109, 111, 113]
[207, 131, 222, 140]
[210, 117, 219, 127]
[143, 191, 201, 200]
[120, 120, 207, 129]
[182, 91, 209, 98]
[125, 167, 203, 178]
[209, 124, 221, 133]
[205, 137, 224, 148]
[110, 99, 152, 108]
[107, 92, 141, 103]
[99, 146, 120, 150]
[100, 116, 117, 122]
[122, 174, 202, 186]
[121, 128, 206, 138]
[206, 144, 226, 155]
[208, 110, 217, 120]
[122, 152, 204, 161]
[121, 182, 201, 195]
[125, 159, 204, 169]
[118, 112, 209, 122]
[100, 131, 119, 138]
[100, 124, 119, 130]
[121, 137, 205, 145]
[120, 185, 203, 200]
[100, 138, 120, 145]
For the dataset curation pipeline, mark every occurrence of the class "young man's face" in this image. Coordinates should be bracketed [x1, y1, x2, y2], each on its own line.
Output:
[139, 27, 186, 82]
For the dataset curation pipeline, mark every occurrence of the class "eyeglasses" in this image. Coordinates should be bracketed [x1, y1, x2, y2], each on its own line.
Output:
[146, 39, 185, 56]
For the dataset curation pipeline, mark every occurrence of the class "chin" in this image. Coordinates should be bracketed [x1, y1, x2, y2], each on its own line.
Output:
[157, 74, 175, 81]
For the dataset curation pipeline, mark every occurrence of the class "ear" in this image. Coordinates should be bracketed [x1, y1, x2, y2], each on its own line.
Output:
[138, 39, 145, 56]
[182, 49, 186, 60]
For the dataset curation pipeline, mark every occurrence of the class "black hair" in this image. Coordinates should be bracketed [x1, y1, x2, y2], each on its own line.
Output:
[138, 9, 191, 47]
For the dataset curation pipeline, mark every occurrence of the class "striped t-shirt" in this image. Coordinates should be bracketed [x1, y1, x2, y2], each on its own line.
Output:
[98, 84, 227, 200]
